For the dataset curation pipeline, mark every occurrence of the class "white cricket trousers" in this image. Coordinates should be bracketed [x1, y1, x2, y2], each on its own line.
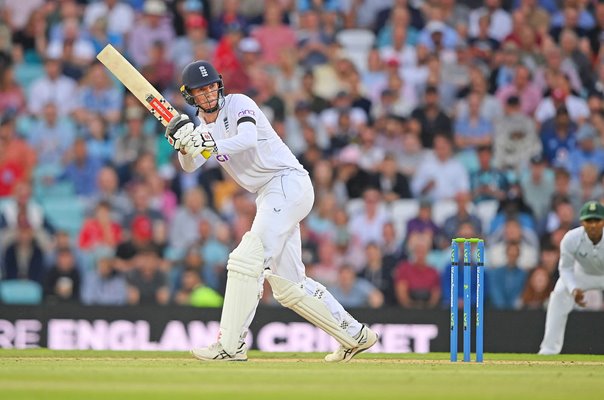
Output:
[539, 268, 604, 354]
[241, 170, 362, 338]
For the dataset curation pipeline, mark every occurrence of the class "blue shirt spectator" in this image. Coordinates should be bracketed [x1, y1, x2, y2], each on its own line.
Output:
[540, 112, 577, 167]
[28, 103, 76, 168]
[418, 21, 459, 51]
[60, 138, 103, 197]
[487, 243, 527, 310]
[566, 124, 604, 179]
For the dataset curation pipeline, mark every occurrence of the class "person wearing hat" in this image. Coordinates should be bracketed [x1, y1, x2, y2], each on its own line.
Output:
[127, 0, 175, 67]
[539, 200, 604, 354]
[567, 123, 604, 179]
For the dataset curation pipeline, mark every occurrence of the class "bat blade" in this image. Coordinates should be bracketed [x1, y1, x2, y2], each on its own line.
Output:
[96, 44, 210, 158]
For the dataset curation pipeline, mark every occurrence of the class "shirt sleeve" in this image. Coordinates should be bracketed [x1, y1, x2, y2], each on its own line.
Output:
[558, 232, 578, 294]
[215, 95, 259, 155]
[178, 151, 207, 172]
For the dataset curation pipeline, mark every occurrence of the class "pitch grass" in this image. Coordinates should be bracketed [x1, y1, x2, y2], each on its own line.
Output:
[1, 350, 604, 400]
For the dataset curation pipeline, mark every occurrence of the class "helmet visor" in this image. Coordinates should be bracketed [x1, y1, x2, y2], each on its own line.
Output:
[190, 82, 221, 113]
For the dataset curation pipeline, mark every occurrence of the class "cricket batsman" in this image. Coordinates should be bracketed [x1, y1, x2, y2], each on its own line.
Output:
[164, 60, 378, 362]
[539, 200, 604, 354]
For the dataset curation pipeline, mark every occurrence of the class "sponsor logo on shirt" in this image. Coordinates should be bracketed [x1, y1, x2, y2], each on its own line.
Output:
[216, 154, 230, 162]
[237, 109, 256, 118]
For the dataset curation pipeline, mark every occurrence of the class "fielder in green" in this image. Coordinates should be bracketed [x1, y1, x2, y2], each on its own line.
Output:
[539, 200, 604, 354]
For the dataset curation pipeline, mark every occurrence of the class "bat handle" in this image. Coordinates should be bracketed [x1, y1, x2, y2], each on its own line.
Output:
[200, 149, 212, 159]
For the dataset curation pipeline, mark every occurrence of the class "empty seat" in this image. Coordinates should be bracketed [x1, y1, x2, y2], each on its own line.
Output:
[0, 280, 43, 305]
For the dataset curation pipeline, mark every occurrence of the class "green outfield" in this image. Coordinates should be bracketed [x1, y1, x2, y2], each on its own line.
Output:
[1, 350, 603, 400]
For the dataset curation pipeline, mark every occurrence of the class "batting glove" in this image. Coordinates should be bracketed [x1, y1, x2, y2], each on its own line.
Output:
[165, 114, 195, 151]
[184, 129, 218, 155]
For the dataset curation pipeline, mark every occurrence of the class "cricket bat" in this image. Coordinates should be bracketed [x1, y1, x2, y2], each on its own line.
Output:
[96, 44, 211, 159]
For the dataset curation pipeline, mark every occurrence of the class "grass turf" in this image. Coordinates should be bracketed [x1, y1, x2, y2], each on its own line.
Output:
[1, 350, 603, 400]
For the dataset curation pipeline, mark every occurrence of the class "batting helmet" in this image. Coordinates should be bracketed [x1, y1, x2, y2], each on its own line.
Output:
[180, 60, 224, 113]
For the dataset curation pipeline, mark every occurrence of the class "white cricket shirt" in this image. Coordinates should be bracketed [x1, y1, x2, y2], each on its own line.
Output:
[558, 226, 604, 292]
[178, 94, 306, 193]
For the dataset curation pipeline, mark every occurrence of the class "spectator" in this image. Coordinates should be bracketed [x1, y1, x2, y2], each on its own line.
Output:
[0, 111, 37, 187]
[575, 164, 604, 209]
[209, 0, 248, 40]
[411, 133, 470, 201]
[492, 96, 541, 174]
[333, 144, 379, 200]
[534, 76, 589, 125]
[27, 51, 78, 116]
[394, 234, 441, 309]
[2, 217, 45, 284]
[539, 105, 577, 167]
[470, 145, 508, 203]
[0, 181, 55, 250]
[83, 0, 136, 39]
[87, 166, 131, 222]
[358, 242, 396, 306]
[115, 214, 159, 272]
[126, 247, 169, 305]
[73, 62, 123, 126]
[519, 155, 555, 224]
[114, 107, 156, 178]
[60, 137, 103, 197]
[521, 266, 554, 310]
[489, 218, 539, 270]
[468, 0, 513, 42]
[495, 64, 542, 116]
[27, 102, 75, 168]
[375, 153, 411, 202]
[0, 62, 26, 115]
[487, 242, 527, 310]
[328, 264, 384, 308]
[173, 268, 223, 307]
[441, 191, 483, 241]
[405, 199, 440, 246]
[127, 0, 175, 68]
[410, 85, 452, 149]
[566, 123, 604, 179]
[454, 91, 494, 151]
[43, 247, 81, 304]
[171, 14, 214, 71]
[141, 41, 175, 93]
[251, 2, 296, 67]
[84, 113, 114, 165]
[348, 188, 390, 248]
[81, 249, 128, 305]
[169, 187, 220, 252]
[307, 237, 342, 287]
[78, 201, 122, 252]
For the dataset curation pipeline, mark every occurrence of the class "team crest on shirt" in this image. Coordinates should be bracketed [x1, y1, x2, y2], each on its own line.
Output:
[578, 251, 588, 258]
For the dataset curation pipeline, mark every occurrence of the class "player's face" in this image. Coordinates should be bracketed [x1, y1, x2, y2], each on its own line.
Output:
[582, 218, 604, 241]
[191, 83, 219, 112]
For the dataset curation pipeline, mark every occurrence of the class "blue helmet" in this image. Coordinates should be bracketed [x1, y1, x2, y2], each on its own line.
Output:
[179, 60, 224, 113]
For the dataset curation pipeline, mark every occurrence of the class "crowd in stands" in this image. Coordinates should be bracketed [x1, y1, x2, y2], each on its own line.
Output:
[1, 0, 604, 311]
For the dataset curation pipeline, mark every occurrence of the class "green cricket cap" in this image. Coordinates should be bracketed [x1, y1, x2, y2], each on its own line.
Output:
[579, 201, 604, 221]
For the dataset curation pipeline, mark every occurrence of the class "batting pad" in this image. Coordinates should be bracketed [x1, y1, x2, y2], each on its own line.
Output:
[265, 272, 358, 348]
[219, 231, 265, 354]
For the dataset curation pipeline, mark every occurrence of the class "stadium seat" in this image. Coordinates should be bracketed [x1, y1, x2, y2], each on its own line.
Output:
[41, 196, 85, 237]
[0, 280, 43, 305]
[474, 200, 499, 234]
[390, 198, 420, 238]
[336, 29, 376, 72]
[432, 199, 459, 227]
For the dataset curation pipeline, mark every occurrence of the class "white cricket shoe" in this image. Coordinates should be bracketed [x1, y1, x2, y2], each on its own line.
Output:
[324, 325, 378, 363]
[190, 341, 248, 361]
